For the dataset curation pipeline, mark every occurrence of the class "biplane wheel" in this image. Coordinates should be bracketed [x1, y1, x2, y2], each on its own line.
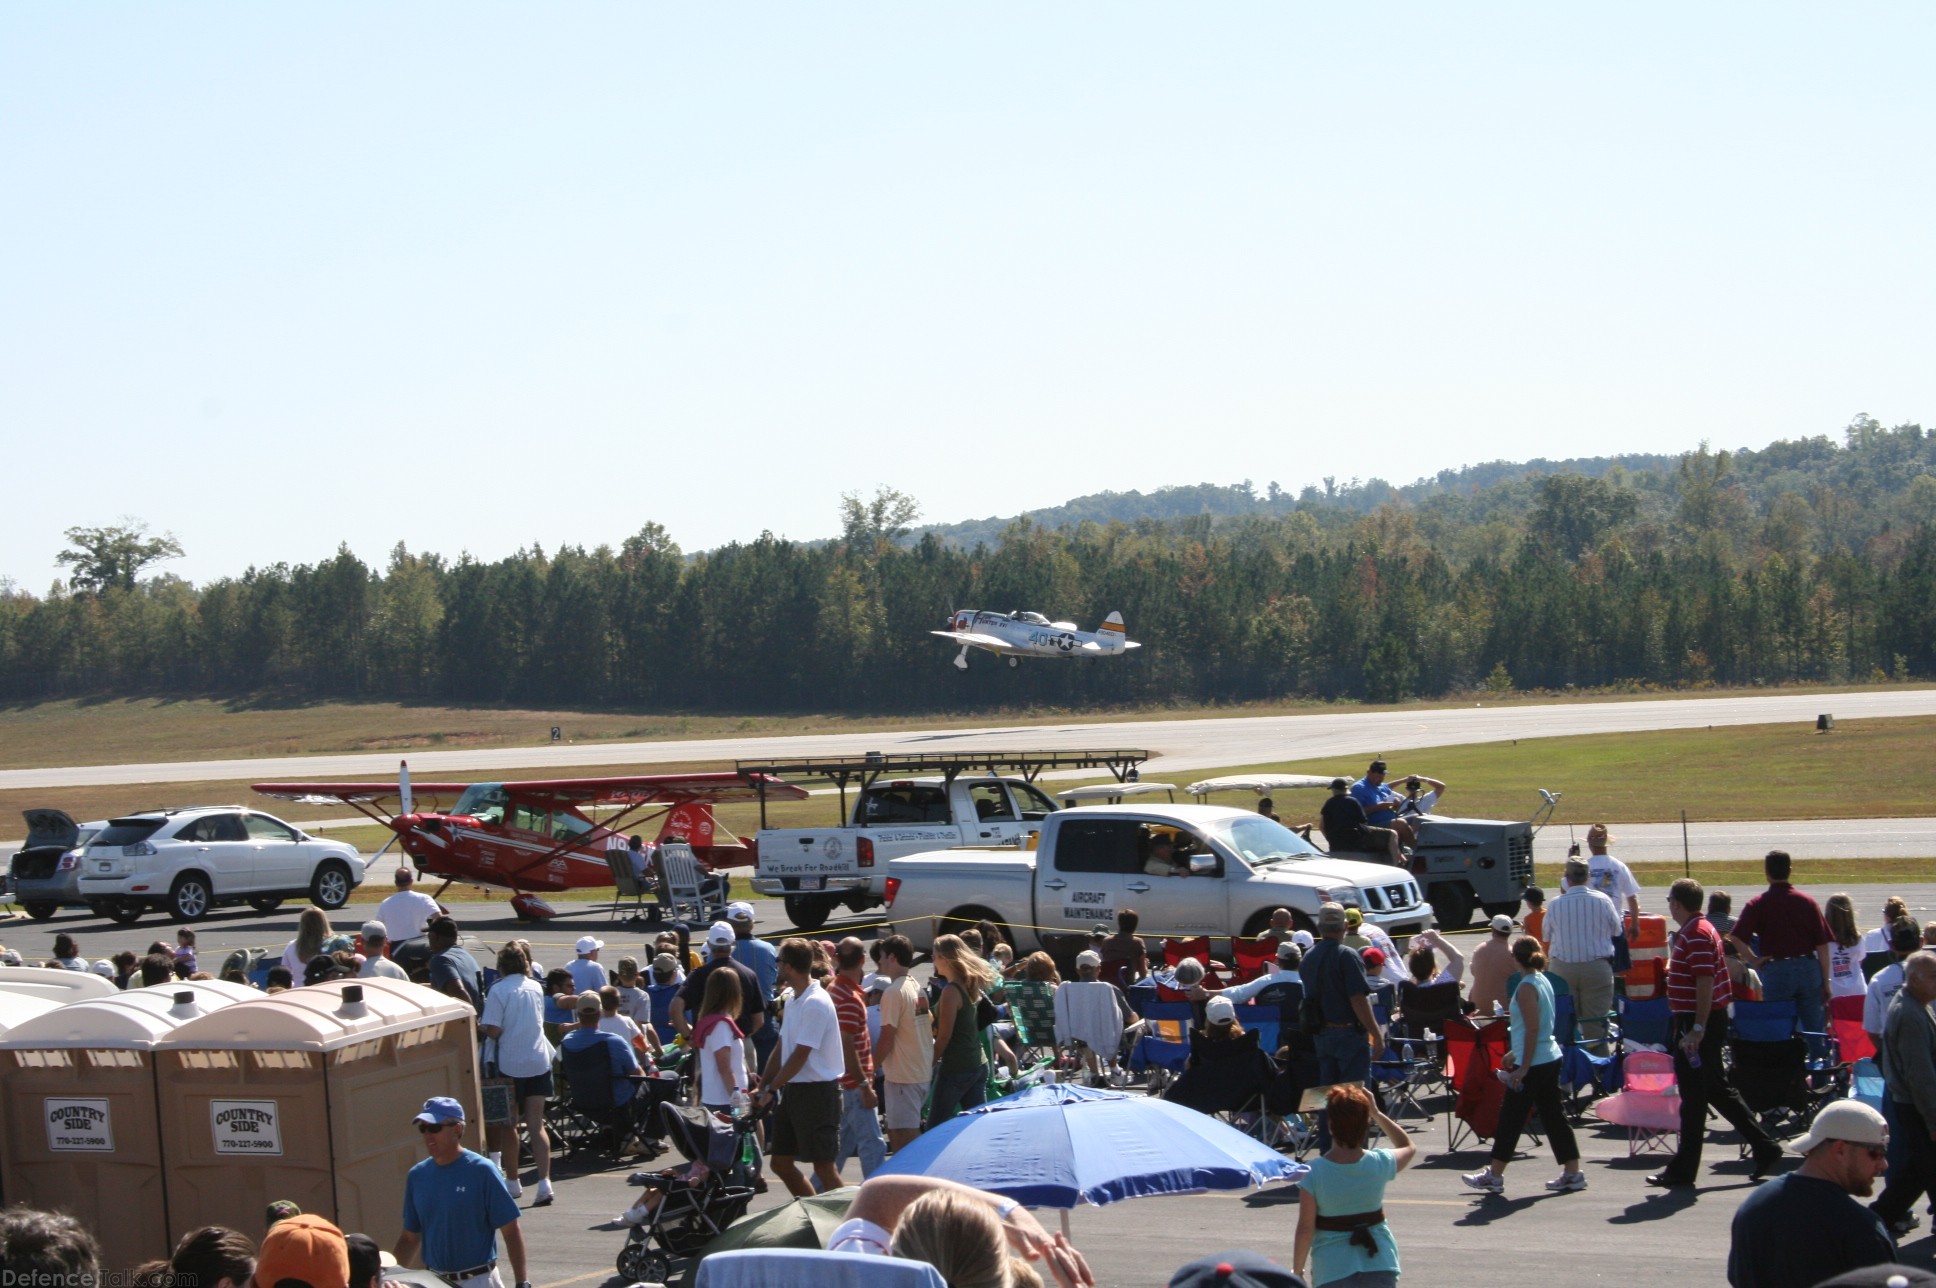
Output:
[1006, 656, 1020, 668]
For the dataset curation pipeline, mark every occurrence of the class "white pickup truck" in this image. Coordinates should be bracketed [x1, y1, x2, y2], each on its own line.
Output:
[883, 803, 1434, 952]
[739, 750, 1148, 932]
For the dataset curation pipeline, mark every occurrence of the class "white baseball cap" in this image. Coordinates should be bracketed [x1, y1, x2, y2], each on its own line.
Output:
[575, 935, 604, 956]
[1205, 994, 1237, 1024]
[706, 921, 736, 949]
[1489, 915, 1514, 935]
[726, 901, 756, 923]
[1076, 949, 1102, 970]
[861, 973, 890, 992]
[1291, 930, 1315, 950]
[1792, 1099, 1888, 1155]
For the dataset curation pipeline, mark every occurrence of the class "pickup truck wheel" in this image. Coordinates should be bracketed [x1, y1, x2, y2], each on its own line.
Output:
[1482, 901, 1520, 919]
[939, 908, 1009, 946]
[784, 895, 833, 932]
[22, 902, 58, 921]
[1429, 882, 1475, 930]
[1239, 911, 1277, 939]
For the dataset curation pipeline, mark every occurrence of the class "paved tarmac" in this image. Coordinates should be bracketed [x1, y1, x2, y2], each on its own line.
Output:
[6, 689, 1933, 791]
[9, 893, 1936, 1285]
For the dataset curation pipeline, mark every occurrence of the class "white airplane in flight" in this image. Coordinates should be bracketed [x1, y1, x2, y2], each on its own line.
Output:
[932, 609, 1142, 670]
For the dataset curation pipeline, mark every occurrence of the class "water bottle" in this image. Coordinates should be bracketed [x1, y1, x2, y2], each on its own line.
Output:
[731, 1088, 751, 1121]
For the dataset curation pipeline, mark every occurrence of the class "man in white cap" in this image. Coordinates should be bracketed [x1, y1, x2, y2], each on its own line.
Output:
[1055, 950, 1134, 1085]
[1728, 1100, 1893, 1288]
[358, 923, 409, 981]
[670, 921, 766, 1054]
[376, 868, 443, 946]
[567, 936, 608, 994]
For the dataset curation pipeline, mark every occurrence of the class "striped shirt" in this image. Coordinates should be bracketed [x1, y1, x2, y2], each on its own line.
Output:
[1543, 885, 1624, 963]
[828, 975, 875, 1089]
[1667, 913, 1733, 1014]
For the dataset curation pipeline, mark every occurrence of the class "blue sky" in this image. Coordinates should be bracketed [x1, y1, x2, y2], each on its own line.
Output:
[3, 4, 1930, 587]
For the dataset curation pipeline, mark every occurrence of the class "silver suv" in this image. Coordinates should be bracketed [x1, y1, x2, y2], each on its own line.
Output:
[77, 806, 365, 924]
[8, 810, 108, 920]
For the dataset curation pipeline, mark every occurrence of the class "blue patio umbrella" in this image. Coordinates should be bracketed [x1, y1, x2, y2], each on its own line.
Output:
[875, 1082, 1306, 1211]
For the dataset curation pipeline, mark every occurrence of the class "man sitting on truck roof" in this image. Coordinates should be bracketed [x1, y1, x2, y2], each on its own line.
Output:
[1319, 779, 1404, 867]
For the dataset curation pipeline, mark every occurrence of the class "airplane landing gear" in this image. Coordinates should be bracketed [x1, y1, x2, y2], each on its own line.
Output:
[1006, 656, 1020, 668]
[954, 647, 970, 671]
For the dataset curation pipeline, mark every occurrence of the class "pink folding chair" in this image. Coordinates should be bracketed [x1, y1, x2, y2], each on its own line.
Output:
[1592, 1050, 1681, 1157]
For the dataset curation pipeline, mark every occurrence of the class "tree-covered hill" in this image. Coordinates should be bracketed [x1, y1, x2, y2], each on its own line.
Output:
[3, 416, 1932, 712]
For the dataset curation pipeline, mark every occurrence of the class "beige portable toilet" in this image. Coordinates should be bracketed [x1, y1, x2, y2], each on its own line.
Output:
[157, 978, 479, 1248]
[0, 980, 260, 1271]
[0, 965, 118, 1003]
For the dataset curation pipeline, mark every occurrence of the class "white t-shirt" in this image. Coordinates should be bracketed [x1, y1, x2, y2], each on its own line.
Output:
[1860, 927, 1892, 956]
[1829, 941, 1867, 999]
[375, 888, 442, 942]
[599, 1013, 646, 1046]
[481, 973, 554, 1078]
[1587, 853, 1641, 908]
[361, 956, 408, 981]
[699, 1022, 750, 1106]
[1361, 924, 1408, 986]
[1400, 791, 1440, 816]
[1865, 961, 1908, 1036]
[780, 980, 845, 1084]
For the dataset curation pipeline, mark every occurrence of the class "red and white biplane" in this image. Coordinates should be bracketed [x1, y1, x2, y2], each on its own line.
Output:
[252, 762, 807, 921]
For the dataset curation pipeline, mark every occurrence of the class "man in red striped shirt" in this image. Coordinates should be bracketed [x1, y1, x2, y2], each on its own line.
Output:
[1651, 876, 1782, 1188]
[829, 937, 886, 1179]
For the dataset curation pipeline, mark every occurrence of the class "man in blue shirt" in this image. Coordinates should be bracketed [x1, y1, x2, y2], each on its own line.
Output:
[728, 901, 781, 1072]
[559, 991, 650, 1145]
[394, 1097, 527, 1288]
[1350, 760, 1416, 850]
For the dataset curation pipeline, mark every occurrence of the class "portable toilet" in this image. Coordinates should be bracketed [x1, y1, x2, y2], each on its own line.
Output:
[0, 965, 118, 1003]
[157, 978, 479, 1248]
[0, 980, 260, 1270]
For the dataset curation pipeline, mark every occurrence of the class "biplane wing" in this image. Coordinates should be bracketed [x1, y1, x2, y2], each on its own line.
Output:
[251, 782, 473, 806]
[478, 772, 808, 809]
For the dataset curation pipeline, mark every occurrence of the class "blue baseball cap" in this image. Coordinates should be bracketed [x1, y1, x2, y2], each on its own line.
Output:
[413, 1096, 466, 1126]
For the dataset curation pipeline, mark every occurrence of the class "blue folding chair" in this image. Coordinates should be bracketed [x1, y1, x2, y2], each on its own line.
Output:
[1850, 1057, 1886, 1112]
[1618, 996, 1673, 1048]
[1129, 1001, 1194, 1089]
[1554, 993, 1620, 1116]
[696, 1249, 947, 1288]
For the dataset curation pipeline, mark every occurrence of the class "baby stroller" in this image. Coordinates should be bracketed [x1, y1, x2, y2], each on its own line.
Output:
[615, 1100, 760, 1284]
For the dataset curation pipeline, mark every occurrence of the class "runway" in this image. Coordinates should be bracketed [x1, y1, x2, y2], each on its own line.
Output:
[5, 688, 1932, 791]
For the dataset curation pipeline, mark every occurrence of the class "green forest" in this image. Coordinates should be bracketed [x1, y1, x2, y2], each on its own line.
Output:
[4, 417, 1934, 713]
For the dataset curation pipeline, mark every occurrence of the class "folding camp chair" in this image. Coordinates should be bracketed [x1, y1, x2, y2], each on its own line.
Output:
[1849, 1057, 1886, 1112]
[1553, 993, 1620, 1117]
[1830, 994, 1874, 1063]
[1164, 1027, 1279, 1134]
[1367, 998, 1435, 1119]
[1128, 1000, 1194, 1092]
[1441, 1016, 1510, 1154]
[1164, 936, 1213, 970]
[1006, 978, 1059, 1061]
[695, 1248, 947, 1288]
[1231, 937, 1276, 983]
[1730, 1001, 1838, 1140]
[1591, 1049, 1681, 1157]
[1618, 996, 1673, 1049]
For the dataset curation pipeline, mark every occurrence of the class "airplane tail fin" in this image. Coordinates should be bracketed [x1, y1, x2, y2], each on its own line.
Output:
[1098, 611, 1128, 637]
[658, 801, 754, 869]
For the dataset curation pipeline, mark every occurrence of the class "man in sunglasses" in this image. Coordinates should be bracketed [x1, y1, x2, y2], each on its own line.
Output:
[1727, 1100, 1893, 1288]
[394, 1097, 529, 1288]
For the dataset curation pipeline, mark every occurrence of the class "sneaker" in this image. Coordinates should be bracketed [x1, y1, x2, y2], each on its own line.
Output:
[533, 1179, 554, 1207]
[1887, 1212, 1921, 1239]
[505, 1179, 523, 1200]
[619, 1200, 652, 1227]
[1461, 1170, 1504, 1194]
[1545, 1171, 1587, 1193]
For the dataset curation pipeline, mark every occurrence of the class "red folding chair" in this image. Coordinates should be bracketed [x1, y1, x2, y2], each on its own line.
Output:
[1442, 1016, 1510, 1154]
[1231, 937, 1275, 983]
[1163, 937, 1212, 969]
[1830, 994, 1874, 1063]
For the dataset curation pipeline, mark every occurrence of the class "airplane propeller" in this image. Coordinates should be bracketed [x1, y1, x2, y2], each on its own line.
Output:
[399, 759, 414, 817]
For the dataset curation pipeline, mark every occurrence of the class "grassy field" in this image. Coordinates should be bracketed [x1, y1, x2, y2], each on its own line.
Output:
[3, 682, 1921, 770]
[6, 714, 1934, 840]
[1051, 714, 1936, 825]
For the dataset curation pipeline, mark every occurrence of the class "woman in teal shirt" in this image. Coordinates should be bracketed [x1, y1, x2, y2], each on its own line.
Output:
[1295, 1083, 1415, 1287]
[1461, 936, 1586, 1196]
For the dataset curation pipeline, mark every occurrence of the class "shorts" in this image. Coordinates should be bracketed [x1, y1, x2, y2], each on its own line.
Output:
[512, 1070, 554, 1102]
[769, 1079, 841, 1163]
[882, 1080, 927, 1132]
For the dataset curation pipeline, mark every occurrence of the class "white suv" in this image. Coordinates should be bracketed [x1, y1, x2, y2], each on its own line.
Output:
[77, 806, 365, 924]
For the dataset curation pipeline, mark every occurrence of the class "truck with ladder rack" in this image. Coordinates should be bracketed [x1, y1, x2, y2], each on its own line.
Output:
[740, 749, 1148, 931]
